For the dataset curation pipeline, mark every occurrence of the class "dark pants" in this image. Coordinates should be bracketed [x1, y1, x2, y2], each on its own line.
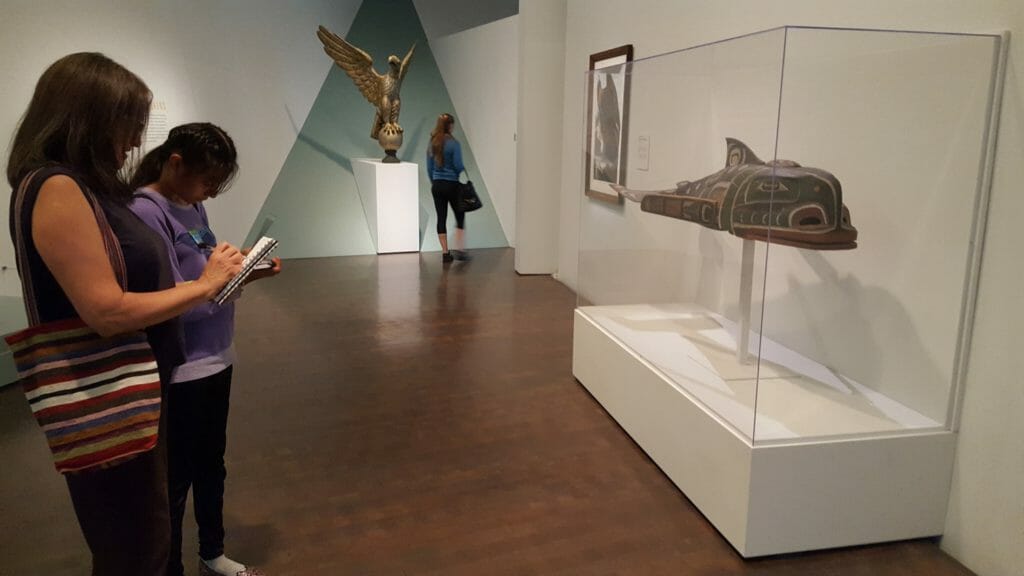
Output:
[64, 366, 173, 576]
[432, 179, 465, 234]
[167, 366, 233, 576]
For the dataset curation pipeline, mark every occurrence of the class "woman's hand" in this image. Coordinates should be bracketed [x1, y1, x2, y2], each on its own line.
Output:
[197, 242, 243, 297]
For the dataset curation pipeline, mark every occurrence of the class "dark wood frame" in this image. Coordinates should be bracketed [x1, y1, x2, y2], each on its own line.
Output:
[585, 44, 634, 203]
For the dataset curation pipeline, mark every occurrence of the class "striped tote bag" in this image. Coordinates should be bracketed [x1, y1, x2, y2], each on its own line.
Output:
[4, 170, 162, 474]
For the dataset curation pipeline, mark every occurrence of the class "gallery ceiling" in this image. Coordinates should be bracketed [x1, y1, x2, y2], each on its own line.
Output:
[411, 0, 518, 39]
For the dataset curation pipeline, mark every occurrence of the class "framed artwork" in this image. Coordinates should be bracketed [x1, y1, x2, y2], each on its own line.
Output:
[585, 44, 633, 203]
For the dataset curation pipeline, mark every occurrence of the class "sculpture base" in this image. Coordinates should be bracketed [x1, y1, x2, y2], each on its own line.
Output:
[381, 149, 400, 164]
[352, 159, 419, 253]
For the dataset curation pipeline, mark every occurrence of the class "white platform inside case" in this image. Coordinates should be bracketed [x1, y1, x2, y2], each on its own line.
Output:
[352, 158, 420, 253]
[583, 303, 942, 440]
[573, 305, 957, 557]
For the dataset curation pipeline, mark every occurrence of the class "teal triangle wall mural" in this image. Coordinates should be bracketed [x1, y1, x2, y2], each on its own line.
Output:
[246, 0, 508, 257]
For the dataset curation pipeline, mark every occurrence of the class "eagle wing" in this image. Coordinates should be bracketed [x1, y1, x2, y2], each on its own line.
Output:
[316, 25, 382, 104]
[398, 43, 416, 82]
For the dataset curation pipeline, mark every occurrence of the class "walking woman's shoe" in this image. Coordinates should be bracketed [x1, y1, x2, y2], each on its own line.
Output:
[452, 250, 471, 261]
[442, 251, 454, 263]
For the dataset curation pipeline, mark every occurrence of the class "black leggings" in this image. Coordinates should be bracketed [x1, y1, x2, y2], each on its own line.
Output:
[167, 366, 233, 576]
[431, 179, 465, 234]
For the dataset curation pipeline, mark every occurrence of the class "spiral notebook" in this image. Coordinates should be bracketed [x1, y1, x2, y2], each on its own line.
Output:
[215, 236, 278, 305]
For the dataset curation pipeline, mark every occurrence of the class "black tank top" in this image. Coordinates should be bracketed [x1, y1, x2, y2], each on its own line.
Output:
[9, 165, 185, 372]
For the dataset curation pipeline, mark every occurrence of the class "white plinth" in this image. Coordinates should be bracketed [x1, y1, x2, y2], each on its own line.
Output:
[352, 159, 420, 253]
[573, 307, 956, 557]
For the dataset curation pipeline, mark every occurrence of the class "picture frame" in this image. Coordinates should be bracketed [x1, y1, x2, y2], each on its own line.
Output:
[585, 44, 633, 203]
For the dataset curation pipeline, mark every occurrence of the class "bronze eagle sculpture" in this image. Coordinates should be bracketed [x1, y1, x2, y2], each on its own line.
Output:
[316, 25, 416, 162]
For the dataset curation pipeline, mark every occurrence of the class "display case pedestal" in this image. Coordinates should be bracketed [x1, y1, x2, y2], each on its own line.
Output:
[352, 158, 420, 253]
[573, 308, 957, 558]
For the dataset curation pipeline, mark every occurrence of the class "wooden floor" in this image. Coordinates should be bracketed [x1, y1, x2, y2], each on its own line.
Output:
[0, 248, 974, 576]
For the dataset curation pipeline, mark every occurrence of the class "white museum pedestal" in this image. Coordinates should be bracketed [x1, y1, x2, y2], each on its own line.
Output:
[352, 158, 420, 253]
[573, 307, 956, 557]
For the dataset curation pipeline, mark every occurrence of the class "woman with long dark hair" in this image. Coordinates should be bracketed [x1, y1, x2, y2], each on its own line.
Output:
[7, 53, 242, 575]
[130, 123, 277, 576]
[427, 112, 470, 263]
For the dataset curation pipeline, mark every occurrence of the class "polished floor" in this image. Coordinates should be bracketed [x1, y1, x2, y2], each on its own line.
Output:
[0, 248, 974, 575]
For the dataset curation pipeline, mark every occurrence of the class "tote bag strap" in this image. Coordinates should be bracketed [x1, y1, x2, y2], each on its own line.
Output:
[12, 169, 128, 326]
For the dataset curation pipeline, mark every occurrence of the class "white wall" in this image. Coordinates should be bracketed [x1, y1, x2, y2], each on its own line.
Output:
[558, 2, 1024, 575]
[516, 0, 566, 274]
[430, 15, 519, 246]
[0, 0, 361, 288]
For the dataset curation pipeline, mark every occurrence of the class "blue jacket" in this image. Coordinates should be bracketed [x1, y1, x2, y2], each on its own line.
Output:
[426, 137, 464, 182]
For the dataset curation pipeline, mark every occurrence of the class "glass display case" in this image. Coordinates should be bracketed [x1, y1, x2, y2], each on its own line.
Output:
[573, 26, 1006, 556]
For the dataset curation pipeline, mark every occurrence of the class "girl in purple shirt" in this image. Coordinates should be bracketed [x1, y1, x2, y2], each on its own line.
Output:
[130, 123, 280, 576]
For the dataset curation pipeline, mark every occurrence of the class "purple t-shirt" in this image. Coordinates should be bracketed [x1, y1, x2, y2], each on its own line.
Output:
[130, 189, 235, 384]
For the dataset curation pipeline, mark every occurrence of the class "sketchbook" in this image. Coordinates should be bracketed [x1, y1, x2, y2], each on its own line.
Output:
[215, 236, 278, 305]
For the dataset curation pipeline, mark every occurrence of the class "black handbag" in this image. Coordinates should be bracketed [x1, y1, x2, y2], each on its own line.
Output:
[458, 180, 483, 212]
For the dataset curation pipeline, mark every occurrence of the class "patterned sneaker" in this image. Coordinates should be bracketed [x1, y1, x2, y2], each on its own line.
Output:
[199, 560, 266, 576]
[442, 252, 454, 263]
[452, 250, 471, 261]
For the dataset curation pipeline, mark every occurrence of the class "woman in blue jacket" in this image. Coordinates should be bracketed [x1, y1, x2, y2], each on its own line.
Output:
[427, 113, 470, 263]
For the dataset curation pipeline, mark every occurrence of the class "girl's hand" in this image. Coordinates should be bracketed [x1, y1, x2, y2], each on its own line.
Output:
[247, 257, 282, 283]
[197, 242, 243, 297]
